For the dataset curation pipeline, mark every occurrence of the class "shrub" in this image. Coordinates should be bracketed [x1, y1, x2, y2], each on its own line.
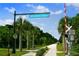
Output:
[36, 47, 48, 56]
[57, 42, 63, 51]
[45, 47, 48, 50]
[70, 44, 79, 56]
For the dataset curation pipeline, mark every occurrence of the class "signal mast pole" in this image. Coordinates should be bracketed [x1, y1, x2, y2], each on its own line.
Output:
[63, 3, 68, 55]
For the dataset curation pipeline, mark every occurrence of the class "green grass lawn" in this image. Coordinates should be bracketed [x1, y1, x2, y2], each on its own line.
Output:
[56, 52, 65, 56]
[10, 51, 27, 56]
[35, 45, 46, 49]
[0, 48, 28, 56]
[0, 44, 51, 56]
[56, 42, 65, 56]
[57, 42, 63, 51]
[36, 47, 48, 56]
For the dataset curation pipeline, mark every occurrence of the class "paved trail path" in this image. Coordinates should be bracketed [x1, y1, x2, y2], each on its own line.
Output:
[22, 43, 57, 56]
[45, 44, 57, 56]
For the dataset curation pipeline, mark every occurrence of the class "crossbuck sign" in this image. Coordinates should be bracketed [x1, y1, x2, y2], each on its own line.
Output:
[65, 25, 72, 33]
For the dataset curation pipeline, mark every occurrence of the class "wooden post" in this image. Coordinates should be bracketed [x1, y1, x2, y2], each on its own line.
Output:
[64, 3, 68, 55]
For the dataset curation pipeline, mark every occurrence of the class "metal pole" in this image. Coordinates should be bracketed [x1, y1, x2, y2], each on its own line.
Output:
[12, 11, 16, 53]
[8, 28, 10, 56]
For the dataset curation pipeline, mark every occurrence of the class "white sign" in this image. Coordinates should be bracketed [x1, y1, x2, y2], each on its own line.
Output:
[13, 33, 17, 39]
[65, 25, 72, 33]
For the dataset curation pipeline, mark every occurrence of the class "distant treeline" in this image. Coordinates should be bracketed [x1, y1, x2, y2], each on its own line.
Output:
[0, 17, 57, 48]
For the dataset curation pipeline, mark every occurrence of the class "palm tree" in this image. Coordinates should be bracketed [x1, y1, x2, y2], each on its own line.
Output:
[16, 17, 23, 51]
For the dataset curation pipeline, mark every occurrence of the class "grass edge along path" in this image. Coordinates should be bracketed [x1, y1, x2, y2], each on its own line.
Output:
[0, 48, 28, 56]
[56, 42, 65, 56]
[36, 47, 48, 56]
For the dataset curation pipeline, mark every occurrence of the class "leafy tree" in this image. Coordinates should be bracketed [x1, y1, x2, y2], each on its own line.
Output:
[58, 13, 79, 55]
[0, 17, 57, 49]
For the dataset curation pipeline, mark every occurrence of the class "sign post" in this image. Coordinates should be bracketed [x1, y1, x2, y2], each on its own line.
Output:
[68, 29, 75, 55]
[63, 3, 68, 55]
[12, 11, 16, 54]
[65, 24, 75, 56]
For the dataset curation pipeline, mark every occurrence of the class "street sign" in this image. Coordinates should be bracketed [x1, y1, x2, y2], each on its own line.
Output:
[29, 13, 50, 18]
[13, 33, 17, 39]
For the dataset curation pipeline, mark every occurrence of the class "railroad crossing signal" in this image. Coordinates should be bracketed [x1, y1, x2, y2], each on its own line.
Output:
[65, 24, 75, 55]
[65, 25, 72, 33]
[65, 25, 72, 38]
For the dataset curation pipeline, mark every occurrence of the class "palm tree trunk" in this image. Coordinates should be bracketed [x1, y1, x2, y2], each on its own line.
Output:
[19, 32, 22, 51]
[26, 31, 29, 49]
[19, 18, 22, 52]
[32, 33, 34, 49]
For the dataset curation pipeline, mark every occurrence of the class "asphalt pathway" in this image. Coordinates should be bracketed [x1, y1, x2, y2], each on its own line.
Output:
[45, 44, 57, 56]
[22, 43, 57, 56]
